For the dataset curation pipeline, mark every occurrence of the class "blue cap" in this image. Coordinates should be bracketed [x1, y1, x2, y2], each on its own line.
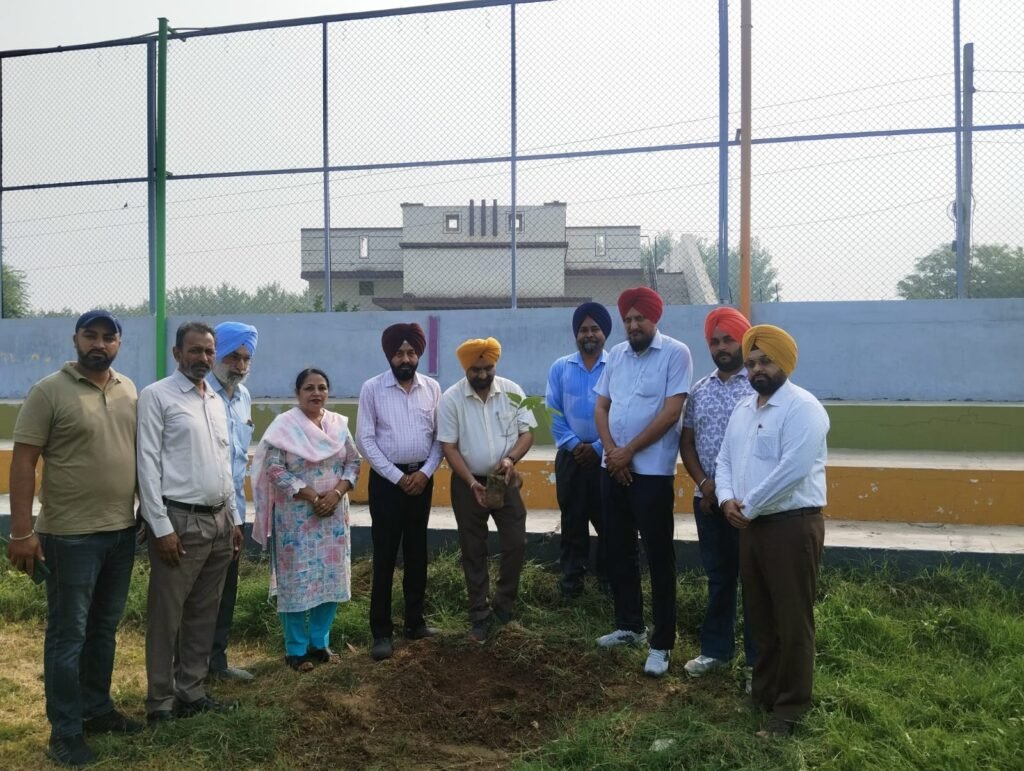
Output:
[75, 309, 122, 335]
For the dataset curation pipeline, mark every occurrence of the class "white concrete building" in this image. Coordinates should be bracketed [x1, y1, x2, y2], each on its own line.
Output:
[300, 200, 714, 310]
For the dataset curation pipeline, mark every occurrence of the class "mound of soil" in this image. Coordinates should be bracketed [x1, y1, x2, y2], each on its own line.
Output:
[286, 624, 631, 769]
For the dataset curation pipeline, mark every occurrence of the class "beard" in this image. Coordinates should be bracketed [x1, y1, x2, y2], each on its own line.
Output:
[578, 338, 601, 355]
[715, 349, 744, 373]
[750, 371, 787, 396]
[391, 361, 418, 382]
[628, 333, 654, 353]
[213, 361, 248, 387]
[76, 347, 113, 372]
[470, 373, 495, 392]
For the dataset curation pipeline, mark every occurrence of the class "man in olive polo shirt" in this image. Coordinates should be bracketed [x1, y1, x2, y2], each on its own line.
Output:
[7, 309, 142, 768]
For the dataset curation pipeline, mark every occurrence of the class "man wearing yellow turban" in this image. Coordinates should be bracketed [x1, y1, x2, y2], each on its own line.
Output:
[715, 324, 830, 738]
[438, 337, 536, 642]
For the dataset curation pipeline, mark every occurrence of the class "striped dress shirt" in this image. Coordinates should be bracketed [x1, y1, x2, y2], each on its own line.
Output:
[356, 370, 443, 485]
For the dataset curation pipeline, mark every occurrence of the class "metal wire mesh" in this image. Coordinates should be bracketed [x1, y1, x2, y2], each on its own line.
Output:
[1, 0, 1022, 317]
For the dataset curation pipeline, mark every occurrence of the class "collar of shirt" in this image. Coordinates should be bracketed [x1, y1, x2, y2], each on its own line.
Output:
[704, 366, 749, 385]
[624, 330, 664, 358]
[61, 361, 122, 388]
[460, 376, 504, 403]
[742, 376, 795, 412]
[385, 370, 423, 392]
[569, 349, 608, 372]
[173, 368, 207, 396]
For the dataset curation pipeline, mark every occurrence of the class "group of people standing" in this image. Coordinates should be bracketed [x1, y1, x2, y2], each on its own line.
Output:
[6, 284, 830, 766]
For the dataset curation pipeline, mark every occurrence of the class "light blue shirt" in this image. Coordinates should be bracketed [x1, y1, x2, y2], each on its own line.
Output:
[207, 374, 254, 520]
[545, 350, 608, 458]
[594, 331, 693, 476]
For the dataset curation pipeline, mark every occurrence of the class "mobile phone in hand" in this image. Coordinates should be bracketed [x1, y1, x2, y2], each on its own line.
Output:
[30, 558, 52, 584]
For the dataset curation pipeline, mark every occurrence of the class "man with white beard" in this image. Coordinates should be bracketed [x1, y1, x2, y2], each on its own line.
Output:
[205, 321, 259, 682]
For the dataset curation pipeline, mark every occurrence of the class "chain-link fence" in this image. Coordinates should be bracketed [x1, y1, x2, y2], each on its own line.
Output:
[2, 0, 1022, 317]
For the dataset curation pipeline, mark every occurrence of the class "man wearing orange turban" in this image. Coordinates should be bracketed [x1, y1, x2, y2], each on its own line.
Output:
[594, 287, 693, 678]
[715, 324, 830, 738]
[438, 336, 536, 642]
[679, 307, 757, 688]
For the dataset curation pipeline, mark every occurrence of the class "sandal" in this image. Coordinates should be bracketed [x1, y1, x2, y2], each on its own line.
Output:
[307, 646, 338, 664]
[285, 655, 314, 672]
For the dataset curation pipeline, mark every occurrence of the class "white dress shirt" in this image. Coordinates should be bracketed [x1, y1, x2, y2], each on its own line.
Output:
[137, 370, 239, 538]
[715, 378, 830, 520]
[437, 376, 537, 477]
[356, 370, 443, 484]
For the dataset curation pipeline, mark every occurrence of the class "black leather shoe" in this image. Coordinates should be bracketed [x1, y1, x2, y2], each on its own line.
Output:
[404, 625, 440, 640]
[46, 733, 96, 767]
[307, 646, 338, 664]
[173, 695, 237, 718]
[493, 608, 513, 624]
[83, 708, 144, 734]
[146, 710, 175, 725]
[370, 637, 394, 661]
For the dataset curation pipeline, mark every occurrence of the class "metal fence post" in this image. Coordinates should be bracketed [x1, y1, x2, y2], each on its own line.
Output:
[952, 0, 965, 299]
[509, 1, 518, 311]
[147, 41, 157, 316]
[321, 21, 333, 314]
[155, 18, 168, 378]
[717, 0, 730, 305]
[961, 42, 974, 298]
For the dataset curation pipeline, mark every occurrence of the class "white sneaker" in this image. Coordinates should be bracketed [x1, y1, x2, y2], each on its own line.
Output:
[596, 628, 648, 648]
[644, 648, 670, 677]
[683, 654, 728, 677]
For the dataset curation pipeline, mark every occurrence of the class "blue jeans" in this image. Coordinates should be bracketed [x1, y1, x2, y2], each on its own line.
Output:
[693, 497, 756, 665]
[40, 526, 136, 738]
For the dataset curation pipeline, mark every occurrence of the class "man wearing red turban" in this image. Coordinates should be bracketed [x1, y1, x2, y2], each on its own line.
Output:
[356, 323, 442, 661]
[679, 307, 756, 690]
[594, 287, 692, 678]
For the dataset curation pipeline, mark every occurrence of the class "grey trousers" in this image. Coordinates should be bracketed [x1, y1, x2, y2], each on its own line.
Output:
[145, 504, 234, 713]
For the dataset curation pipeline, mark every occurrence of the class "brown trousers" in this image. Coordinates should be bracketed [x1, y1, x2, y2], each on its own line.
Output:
[145, 504, 234, 712]
[450, 476, 527, 622]
[739, 510, 824, 722]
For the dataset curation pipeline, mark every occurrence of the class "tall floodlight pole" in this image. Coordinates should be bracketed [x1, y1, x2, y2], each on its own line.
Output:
[717, 0, 730, 304]
[738, 0, 752, 318]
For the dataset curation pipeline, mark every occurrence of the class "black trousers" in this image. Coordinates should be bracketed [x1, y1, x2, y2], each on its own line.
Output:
[368, 469, 433, 639]
[601, 469, 677, 650]
[208, 556, 239, 674]
[554, 448, 606, 592]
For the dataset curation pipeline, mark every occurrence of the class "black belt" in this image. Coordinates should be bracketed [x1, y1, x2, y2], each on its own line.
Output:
[163, 497, 227, 515]
[752, 506, 822, 524]
[395, 461, 426, 473]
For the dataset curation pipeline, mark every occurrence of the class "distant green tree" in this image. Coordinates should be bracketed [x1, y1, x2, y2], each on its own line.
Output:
[697, 237, 781, 303]
[896, 243, 1024, 299]
[1, 258, 32, 318]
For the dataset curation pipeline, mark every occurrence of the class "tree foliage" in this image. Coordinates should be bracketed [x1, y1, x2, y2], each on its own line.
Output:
[1, 260, 32, 318]
[697, 237, 781, 302]
[896, 243, 1024, 299]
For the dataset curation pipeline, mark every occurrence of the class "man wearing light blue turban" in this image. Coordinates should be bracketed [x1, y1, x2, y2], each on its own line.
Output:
[206, 321, 259, 682]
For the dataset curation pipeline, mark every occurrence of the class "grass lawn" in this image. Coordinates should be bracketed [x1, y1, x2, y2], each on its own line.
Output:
[0, 551, 1021, 769]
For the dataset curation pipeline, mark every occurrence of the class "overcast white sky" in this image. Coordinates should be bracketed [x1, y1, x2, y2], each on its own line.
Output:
[2, 1, 1022, 310]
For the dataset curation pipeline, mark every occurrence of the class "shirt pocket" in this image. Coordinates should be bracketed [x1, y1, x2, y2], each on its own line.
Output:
[415, 406, 436, 434]
[754, 430, 779, 460]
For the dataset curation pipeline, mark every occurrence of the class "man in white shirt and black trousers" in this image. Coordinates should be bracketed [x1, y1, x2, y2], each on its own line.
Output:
[137, 321, 244, 723]
[715, 324, 829, 739]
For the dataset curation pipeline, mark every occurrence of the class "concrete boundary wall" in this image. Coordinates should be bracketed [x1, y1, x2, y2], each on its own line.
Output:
[0, 298, 1021, 401]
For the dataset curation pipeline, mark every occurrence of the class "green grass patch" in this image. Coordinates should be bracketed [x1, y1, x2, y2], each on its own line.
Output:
[0, 553, 1021, 768]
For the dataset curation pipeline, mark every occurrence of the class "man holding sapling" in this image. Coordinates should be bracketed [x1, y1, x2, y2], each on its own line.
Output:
[438, 337, 536, 643]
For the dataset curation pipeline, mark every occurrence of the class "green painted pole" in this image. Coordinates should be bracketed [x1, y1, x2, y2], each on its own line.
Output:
[154, 18, 168, 378]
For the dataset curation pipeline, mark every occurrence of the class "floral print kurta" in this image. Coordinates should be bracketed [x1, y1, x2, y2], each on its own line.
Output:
[264, 421, 360, 613]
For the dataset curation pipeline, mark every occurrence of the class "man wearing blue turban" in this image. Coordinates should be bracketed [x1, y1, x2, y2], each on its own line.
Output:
[206, 321, 259, 682]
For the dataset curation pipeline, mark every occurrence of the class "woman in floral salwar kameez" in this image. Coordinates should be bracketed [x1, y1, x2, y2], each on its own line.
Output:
[251, 368, 361, 671]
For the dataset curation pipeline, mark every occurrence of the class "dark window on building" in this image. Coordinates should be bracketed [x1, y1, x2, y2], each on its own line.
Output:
[595, 234, 606, 256]
[359, 235, 369, 259]
[507, 212, 525, 233]
[359, 281, 374, 296]
[444, 213, 461, 233]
